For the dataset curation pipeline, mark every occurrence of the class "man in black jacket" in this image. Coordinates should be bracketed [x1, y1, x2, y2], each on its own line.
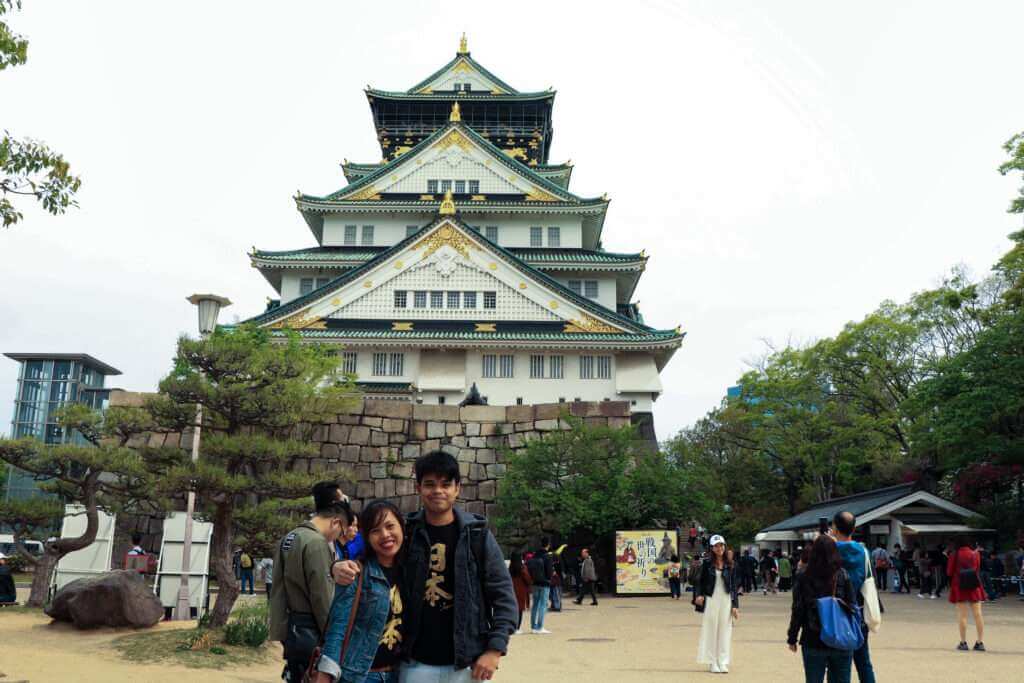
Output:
[527, 538, 555, 633]
[333, 451, 517, 682]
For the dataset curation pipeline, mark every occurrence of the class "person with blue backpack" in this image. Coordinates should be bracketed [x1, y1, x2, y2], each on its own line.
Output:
[832, 511, 879, 683]
[787, 534, 859, 683]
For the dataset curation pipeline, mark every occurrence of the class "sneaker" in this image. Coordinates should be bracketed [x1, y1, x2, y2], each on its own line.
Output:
[917, 593, 927, 599]
[973, 642, 986, 652]
[957, 641, 969, 651]
[530, 629, 540, 635]
[930, 594, 938, 599]
[590, 602, 598, 606]
[536, 628, 552, 634]
[514, 629, 526, 635]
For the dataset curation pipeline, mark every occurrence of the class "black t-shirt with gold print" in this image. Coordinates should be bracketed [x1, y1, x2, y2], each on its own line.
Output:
[371, 562, 404, 670]
[411, 520, 457, 666]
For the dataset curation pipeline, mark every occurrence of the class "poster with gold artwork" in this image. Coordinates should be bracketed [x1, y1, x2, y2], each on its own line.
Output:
[615, 530, 677, 594]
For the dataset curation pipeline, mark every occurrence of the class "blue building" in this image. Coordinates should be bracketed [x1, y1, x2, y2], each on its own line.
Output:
[3, 353, 121, 500]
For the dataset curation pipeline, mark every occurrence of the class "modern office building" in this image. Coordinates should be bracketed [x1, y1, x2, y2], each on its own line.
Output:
[3, 353, 121, 500]
[241, 36, 684, 414]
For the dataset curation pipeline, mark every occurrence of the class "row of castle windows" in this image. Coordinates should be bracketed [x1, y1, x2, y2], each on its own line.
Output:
[338, 223, 561, 247]
[426, 179, 481, 195]
[394, 290, 497, 310]
[339, 351, 610, 381]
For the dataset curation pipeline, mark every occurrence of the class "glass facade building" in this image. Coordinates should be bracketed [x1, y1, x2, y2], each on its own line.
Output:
[4, 353, 121, 500]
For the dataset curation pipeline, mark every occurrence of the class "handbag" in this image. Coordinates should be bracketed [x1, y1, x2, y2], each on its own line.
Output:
[958, 553, 981, 591]
[860, 547, 882, 633]
[303, 563, 365, 683]
[817, 576, 865, 652]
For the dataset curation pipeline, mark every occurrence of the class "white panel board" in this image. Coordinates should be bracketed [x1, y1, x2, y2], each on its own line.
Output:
[52, 505, 116, 593]
[155, 512, 213, 615]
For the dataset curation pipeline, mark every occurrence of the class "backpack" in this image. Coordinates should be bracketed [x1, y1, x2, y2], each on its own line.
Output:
[527, 555, 548, 584]
[668, 564, 681, 580]
[240, 552, 253, 569]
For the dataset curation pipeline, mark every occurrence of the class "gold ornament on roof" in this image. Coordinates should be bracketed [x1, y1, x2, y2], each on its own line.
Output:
[413, 222, 478, 260]
[438, 129, 471, 151]
[439, 190, 456, 215]
[449, 102, 462, 122]
[348, 185, 381, 201]
[563, 314, 620, 334]
[525, 188, 559, 202]
[459, 33, 468, 54]
[269, 311, 327, 330]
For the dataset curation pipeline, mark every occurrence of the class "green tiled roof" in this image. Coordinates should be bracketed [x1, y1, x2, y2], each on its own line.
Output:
[404, 52, 522, 95]
[299, 121, 600, 206]
[268, 328, 681, 345]
[368, 89, 553, 102]
[252, 247, 644, 268]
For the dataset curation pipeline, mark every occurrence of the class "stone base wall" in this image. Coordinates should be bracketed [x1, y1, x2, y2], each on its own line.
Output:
[301, 399, 632, 516]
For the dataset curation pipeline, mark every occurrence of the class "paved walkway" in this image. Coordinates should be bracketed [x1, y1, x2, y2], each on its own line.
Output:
[1, 589, 1022, 681]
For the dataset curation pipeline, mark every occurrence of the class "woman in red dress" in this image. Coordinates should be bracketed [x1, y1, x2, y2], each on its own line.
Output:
[947, 538, 986, 651]
[509, 551, 532, 635]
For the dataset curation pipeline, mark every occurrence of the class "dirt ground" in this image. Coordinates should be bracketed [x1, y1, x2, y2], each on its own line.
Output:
[2, 588, 1022, 682]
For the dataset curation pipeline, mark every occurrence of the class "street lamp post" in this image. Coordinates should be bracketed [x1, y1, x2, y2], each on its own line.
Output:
[175, 294, 231, 621]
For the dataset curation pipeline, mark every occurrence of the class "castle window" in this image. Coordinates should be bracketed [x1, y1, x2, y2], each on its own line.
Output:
[316, 277, 330, 289]
[568, 280, 582, 295]
[406, 225, 419, 238]
[300, 278, 314, 295]
[447, 291, 460, 308]
[485, 226, 499, 242]
[463, 291, 477, 308]
[530, 226, 543, 247]
[483, 291, 496, 309]
[394, 291, 407, 308]
[454, 180, 466, 194]
[430, 291, 444, 308]
[547, 226, 560, 247]
[361, 225, 374, 246]
[482, 354, 497, 378]
[579, 355, 594, 380]
[597, 356, 612, 379]
[389, 352, 404, 376]
[468, 180, 480, 194]
[550, 355, 564, 379]
[414, 291, 427, 308]
[440, 180, 452, 192]
[344, 225, 357, 246]
[584, 280, 599, 299]
[530, 355, 544, 379]
[341, 352, 358, 375]
[372, 353, 387, 376]
[499, 354, 515, 378]
[427, 180, 439, 194]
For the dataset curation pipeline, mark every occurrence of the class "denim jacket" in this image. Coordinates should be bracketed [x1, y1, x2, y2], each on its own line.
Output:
[316, 558, 392, 682]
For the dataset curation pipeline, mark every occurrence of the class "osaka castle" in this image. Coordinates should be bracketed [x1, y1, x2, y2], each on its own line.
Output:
[242, 36, 684, 413]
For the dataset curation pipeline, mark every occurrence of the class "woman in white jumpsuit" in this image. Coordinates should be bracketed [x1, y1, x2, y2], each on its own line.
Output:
[694, 535, 740, 674]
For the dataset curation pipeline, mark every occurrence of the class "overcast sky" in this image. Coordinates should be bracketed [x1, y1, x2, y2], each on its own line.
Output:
[2, 1, 1023, 440]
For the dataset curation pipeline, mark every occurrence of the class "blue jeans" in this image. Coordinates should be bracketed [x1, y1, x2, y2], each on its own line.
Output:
[399, 660, 472, 683]
[853, 629, 875, 683]
[366, 671, 399, 683]
[240, 568, 254, 594]
[801, 646, 852, 683]
[530, 585, 549, 630]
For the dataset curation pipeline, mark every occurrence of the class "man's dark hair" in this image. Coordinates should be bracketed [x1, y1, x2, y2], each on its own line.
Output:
[832, 511, 856, 537]
[131, 533, 143, 546]
[414, 450, 460, 484]
[316, 499, 354, 526]
[313, 480, 344, 513]
[540, 536, 551, 549]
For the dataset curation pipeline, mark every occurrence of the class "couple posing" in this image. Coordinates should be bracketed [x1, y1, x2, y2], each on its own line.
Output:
[275, 450, 518, 683]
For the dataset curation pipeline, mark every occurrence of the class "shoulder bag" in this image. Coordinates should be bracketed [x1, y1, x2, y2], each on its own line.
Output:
[860, 546, 882, 633]
[817, 575, 865, 652]
[958, 552, 981, 591]
[303, 563, 365, 683]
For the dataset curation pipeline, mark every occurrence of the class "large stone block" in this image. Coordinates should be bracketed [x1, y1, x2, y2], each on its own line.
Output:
[451, 435, 467, 447]
[309, 458, 328, 472]
[360, 446, 383, 463]
[478, 480, 497, 501]
[570, 401, 603, 418]
[465, 422, 481, 437]
[370, 463, 388, 479]
[600, 401, 631, 417]
[460, 405, 507, 423]
[506, 404, 534, 423]
[422, 439, 441, 452]
[290, 458, 309, 473]
[340, 445, 361, 463]
[349, 426, 371, 445]
[486, 436, 504, 448]
[364, 399, 413, 419]
[468, 436, 487, 448]
[466, 501, 485, 516]
[457, 448, 476, 463]
[328, 424, 351, 443]
[427, 421, 446, 438]
[584, 417, 608, 428]
[45, 571, 164, 629]
[486, 464, 507, 478]
[608, 417, 631, 429]
[374, 479, 397, 498]
[311, 425, 329, 443]
[479, 423, 500, 436]
[441, 444, 460, 457]
[458, 462, 470, 478]
[410, 420, 427, 441]
[446, 422, 463, 437]
[382, 418, 406, 433]
[362, 416, 383, 428]
[514, 422, 534, 432]
[337, 413, 362, 425]
[476, 449, 496, 464]
[534, 403, 564, 420]
[469, 463, 486, 481]
[507, 433, 525, 448]
[356, 481, 375, 498]
[535, 419, 560, 431]
[354, 464, 371, 481]
[390, 462, 413, 479]
[371, 430, 389, 446]
[413, 404, 460, 422]
[399, 495, 420, 514]
[401, 444, 421, 460]
[395, 478, 416, 496]
[321, 443, 340, 459]
[389, 432, 407, 445]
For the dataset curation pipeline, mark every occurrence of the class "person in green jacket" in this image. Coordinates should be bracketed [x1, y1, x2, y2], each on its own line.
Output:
[269, 497, 354, 683]
[778, 552, 794, 592]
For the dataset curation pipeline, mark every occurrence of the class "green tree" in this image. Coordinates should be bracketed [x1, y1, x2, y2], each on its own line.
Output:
[145, 325, 359, 626]
[0, 404, 177, 606]
[1, 1, 81, 228]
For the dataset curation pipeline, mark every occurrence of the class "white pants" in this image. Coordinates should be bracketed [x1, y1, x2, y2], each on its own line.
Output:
[697, 572, 733, 671]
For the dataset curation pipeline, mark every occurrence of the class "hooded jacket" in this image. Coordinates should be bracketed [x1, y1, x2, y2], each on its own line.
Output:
[401, 508, 518, 670]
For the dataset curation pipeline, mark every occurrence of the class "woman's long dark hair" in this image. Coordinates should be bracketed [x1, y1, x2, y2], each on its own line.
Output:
[359, 499, 406, 565]
[509, 551, 524, 577]
[804, 534, 842, 593]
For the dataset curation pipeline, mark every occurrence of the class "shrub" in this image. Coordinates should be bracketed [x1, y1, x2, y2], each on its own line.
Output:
[223, 603, 269, 648]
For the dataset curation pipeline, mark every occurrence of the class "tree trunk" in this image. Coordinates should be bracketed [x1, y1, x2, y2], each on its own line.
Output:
[24, 476, 101, 607]
[207, 502, 239, 627]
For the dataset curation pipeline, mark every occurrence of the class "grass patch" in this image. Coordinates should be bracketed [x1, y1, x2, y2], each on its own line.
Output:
[112, 627, 272, 670]
[0, 604, 44, 615]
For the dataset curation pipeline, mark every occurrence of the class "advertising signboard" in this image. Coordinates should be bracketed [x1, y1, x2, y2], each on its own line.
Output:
[615, 529, 677, 594]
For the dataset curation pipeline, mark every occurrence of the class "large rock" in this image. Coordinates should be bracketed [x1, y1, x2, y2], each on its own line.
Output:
[45, 570, 163, 629]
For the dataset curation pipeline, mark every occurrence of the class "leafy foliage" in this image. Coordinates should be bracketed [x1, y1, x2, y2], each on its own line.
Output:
[0, 2, 81, 228]
[223, 603, 270, 647]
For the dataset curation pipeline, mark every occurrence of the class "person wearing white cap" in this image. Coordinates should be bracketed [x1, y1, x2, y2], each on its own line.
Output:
[694, 534, 740, 674]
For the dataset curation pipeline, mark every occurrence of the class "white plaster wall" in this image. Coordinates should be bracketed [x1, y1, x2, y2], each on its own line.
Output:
[321, 213, 583, 249]
[281, 269, 346, 303]
[545, 272, 617, 311]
